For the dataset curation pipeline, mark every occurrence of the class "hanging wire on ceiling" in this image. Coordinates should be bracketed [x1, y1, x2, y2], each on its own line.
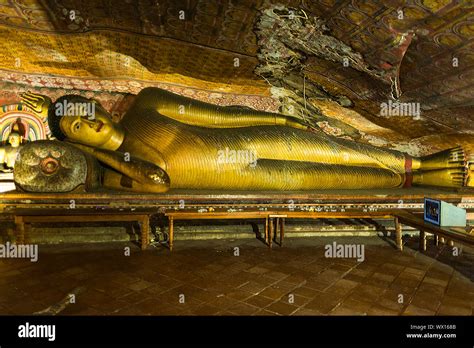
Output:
[302, 73, 307, 123]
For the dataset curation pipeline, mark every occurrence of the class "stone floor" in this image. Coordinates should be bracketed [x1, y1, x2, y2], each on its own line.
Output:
[0, 236, 472, 316]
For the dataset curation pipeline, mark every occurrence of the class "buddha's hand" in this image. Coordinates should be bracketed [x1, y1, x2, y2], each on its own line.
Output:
[20, 92, 52, 119]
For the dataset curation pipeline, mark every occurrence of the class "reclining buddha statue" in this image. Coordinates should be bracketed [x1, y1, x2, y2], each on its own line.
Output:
[10, 88, 467, 193]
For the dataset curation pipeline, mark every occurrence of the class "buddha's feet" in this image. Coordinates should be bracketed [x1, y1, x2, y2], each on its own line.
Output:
[419, 146, 466, 171]
[412, 167, 466, 187]
[412, 146, 468, 188]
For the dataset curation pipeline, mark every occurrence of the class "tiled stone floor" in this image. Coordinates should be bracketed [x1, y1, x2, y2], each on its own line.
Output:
[0, 236, 472, 316]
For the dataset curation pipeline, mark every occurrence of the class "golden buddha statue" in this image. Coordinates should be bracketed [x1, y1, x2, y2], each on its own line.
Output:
[15, 88, 468, 193]
[0, 131, 21, 171]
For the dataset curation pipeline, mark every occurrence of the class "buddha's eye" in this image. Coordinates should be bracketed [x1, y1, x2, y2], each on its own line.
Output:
[73, 122, 81, 131]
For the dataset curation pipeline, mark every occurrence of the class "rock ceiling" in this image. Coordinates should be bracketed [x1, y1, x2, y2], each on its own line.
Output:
[0, 0, 473, 156]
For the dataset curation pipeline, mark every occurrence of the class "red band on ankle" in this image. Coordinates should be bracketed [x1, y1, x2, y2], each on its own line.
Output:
[404, 155, 413, 188]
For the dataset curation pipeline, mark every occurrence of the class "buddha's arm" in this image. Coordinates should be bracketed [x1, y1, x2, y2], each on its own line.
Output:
[69, 142, 170, 192]
[134, 87, 308, 130]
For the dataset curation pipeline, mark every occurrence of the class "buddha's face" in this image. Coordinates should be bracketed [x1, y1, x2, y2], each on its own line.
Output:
[59, 103, 124, 150]
[8, 133, 20, 147]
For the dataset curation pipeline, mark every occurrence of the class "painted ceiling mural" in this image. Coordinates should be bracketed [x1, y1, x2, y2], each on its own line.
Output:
[0, 0, 472, 156]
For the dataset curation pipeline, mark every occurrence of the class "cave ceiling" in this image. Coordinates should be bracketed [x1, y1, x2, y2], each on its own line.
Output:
[0, 0, 473, 156]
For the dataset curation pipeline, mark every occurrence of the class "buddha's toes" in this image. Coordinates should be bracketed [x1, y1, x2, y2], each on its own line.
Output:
[419, 146, 466, 171]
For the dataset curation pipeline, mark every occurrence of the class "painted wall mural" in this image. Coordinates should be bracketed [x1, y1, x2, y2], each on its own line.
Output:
[0, 104, 51, 143]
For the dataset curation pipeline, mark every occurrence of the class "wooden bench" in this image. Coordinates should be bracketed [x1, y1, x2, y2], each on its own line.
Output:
[267, 210, 396, 249]
[393, 210, 474, 251]
[13, 210, 153, 250]
[11, 208, 473, 253]
[271, 210, 474, 251]
[165, 210, 272, 251]
[165, 209, 474, 252]
[165, 209, 396, 250]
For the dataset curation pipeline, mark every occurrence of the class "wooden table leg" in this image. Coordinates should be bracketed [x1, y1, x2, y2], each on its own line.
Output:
[434, 234, 439, 246]
[168, 216, 174, 251]
[141, 215, 150, 250]
[14, 216, 25, 245]
[280, 218, 285, 247]
[419, 229, 426, 251]
[275, 218, 280, 244]
[269, 218, 274, 249]
[394, 217, 403, 251]
[24, 223, 32, 244]
[264, 217, 269, 246]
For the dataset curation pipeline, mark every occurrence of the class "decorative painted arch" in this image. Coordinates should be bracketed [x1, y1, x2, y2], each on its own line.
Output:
[0, 104, 51, 143]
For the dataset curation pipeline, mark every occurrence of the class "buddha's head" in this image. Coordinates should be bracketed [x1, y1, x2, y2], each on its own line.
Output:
[48, 95, 124, 150]
[7, 132, 21, 147]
